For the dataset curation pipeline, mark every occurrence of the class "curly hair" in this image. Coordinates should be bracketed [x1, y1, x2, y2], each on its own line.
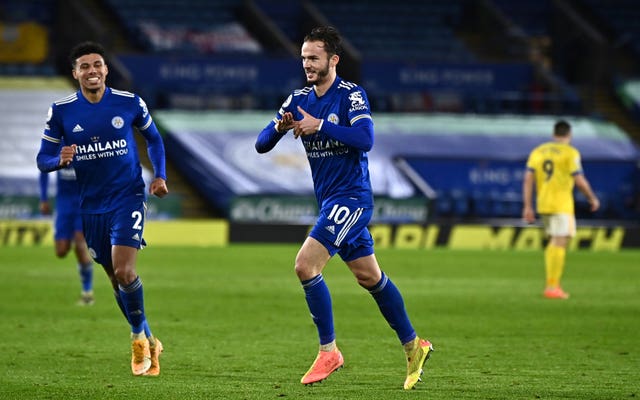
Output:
[69, 41, 106, 68]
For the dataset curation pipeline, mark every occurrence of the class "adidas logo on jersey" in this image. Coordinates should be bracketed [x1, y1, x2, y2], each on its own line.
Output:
[325, 225, 335, 235]
[132, 233, 141, 241]
[72, 124, 84, 133]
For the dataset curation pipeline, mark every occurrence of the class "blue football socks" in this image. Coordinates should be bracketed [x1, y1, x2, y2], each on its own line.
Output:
[114, 290, 129, 321]
[301, 274, 335, 345]
[368, 272, 416, 345]
[118, 276, 147, 335]
[115, 289, 152, 337]
[78, 261, 93, 292]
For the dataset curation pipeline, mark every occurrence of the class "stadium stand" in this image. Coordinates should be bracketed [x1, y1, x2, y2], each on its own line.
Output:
[1, 0, 639, 223]
[0, 78, 72, 217]
[617, 79, 640, 121]
[157, 110, 640, 222]
[491, 0, 552, 38]
[103, 0, 256, 54]
[0, 0, 56, 76]
[312, 0, 475, 63]
[251, 0, 305, 45]
[580, 0, 640, 61]
[102, 0, 583, 115]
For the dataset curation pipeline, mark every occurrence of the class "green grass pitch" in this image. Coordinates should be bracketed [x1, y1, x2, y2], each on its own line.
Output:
[0, 245, 638, 399]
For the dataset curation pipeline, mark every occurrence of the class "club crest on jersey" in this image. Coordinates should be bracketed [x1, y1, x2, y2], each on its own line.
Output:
[111, 116, 124, 129]
[327, 113, 339, 125]
[348, 91, 368, 112]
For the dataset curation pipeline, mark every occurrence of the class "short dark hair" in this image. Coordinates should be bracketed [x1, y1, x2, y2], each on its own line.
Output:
[553, 120, 571, 137]
[304, 26, 342, 57]
[69, 41, 106, 68]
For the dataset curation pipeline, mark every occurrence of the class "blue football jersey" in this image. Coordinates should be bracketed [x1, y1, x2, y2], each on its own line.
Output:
[39, 137, 81, 208]
[41, 87, 155, 213]
[276, 76, 374, 207]
[54, 166, 80, 206]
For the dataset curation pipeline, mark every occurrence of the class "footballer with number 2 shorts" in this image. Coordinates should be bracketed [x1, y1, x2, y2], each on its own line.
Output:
[37, 41, 167, 376]
[255, 26, 433, 389]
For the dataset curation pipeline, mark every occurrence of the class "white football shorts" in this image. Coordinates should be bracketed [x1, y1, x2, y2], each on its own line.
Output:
[541, 214, 576, 237]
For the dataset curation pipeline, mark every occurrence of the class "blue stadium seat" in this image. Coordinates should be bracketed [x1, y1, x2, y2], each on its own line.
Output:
[0, 0, 57, 76]
[451, 189, 471, 217]
[434, 190, 453, 217]
[471, 190, 493, 218]
[492, 0, 552, 37]
[103, 0, 247, 53]
[311, 0, 475, 63]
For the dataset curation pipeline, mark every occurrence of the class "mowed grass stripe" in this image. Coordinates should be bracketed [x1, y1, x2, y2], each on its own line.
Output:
[0, 246, 638, 399]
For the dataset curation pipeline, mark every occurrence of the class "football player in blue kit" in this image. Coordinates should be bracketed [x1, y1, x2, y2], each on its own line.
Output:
[37, 42, 167, 376]
[255, 26, 433, 390]
[39, 162, 94, 306]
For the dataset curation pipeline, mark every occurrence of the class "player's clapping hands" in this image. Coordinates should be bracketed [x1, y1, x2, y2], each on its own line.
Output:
[294, 106, 322, 139]
[276, 111, 295, 133]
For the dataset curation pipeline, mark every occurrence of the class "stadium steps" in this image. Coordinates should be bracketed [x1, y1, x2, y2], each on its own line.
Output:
[580, 83, 640, 142]
[165, 159, 220, 218]
[133, 133, 217, 218]
[79, 0, 134, 52]
[455, 0, 531, 63]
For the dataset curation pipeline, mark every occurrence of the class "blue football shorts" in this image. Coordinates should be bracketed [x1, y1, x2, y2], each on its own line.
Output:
[53, 208, 83, 241]
[82, 200, 147, 266]
[309, 197, 375, 262]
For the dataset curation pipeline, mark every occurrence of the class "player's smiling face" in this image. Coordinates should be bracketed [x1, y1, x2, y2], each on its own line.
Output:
[301, 40, 333, 86]
[72, 53, 108, 94]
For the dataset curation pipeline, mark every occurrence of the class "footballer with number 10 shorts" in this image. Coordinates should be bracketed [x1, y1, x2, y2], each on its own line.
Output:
[256, 26, 433, 390]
